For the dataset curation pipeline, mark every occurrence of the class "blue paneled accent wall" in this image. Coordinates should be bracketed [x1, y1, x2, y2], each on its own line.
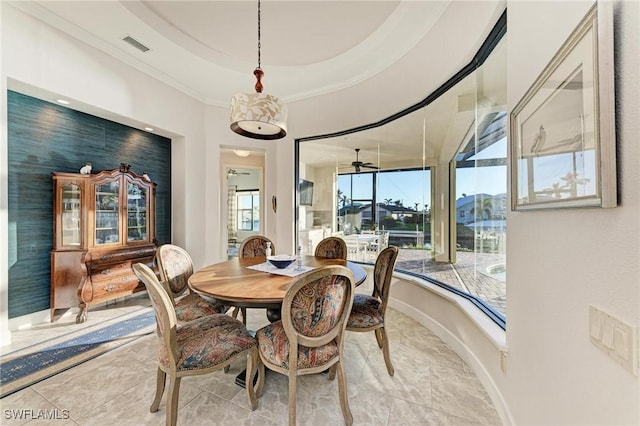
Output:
[7, 90, 172, 319]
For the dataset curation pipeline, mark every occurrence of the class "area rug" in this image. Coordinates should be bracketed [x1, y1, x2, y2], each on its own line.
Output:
[0, 308, 156, 398]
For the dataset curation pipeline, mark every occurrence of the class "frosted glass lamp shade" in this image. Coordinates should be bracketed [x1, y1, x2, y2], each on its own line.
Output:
[230, 92, 288, 139]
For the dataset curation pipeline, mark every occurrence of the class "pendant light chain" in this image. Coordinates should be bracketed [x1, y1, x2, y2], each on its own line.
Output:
[230, 0, 287, 140]
[257, 0, 261, 70]
[253, 0, 264, 93]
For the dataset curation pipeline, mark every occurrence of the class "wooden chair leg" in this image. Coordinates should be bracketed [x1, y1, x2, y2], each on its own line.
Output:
[255, 359, 266, 398]
[379, 326, 395, 376]
[166, 376, 181, 426]
[374, 327, 383, 348]
[232, 307, 248, 324]
[245, 348, 259, 410]
[336, 361, 353, 426]
[328, 364, 337, 381]
[288, 372, 297, 426]
[151, 368, 166, 413]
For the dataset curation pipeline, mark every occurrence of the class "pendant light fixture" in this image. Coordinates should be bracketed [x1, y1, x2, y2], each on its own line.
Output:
[230, 0, 287, 140]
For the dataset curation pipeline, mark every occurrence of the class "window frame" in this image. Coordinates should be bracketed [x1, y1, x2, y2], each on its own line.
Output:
[236, 190, 260, 232]
[294, 10, 507, 330]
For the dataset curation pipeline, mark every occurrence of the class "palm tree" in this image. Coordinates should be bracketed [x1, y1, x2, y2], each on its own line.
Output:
[412, 202, 421, 225]
[424, 206, 431, 222]
[482, 198, 494, 220]
[470, 196, 494, 221]
[384, 198, 393, 206]
[337, 189, 349, 208]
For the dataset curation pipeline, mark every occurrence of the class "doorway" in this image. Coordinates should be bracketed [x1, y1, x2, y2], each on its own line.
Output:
[221, 150, 265, 259]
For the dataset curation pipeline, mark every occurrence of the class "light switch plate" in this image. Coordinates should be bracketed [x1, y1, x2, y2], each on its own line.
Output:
[589, 305, 638, 376]
[589, 306, 602, 340]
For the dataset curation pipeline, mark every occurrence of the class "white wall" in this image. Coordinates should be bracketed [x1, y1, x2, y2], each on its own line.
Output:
[204, 105, 293, 259]
[0, 4, 209, 337]
[505, 1, 639, 424]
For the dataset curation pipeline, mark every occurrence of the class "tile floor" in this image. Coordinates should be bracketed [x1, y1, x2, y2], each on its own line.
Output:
[1, 287, 502, 425]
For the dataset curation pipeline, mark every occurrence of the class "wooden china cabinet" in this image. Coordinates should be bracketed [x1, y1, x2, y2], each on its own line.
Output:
[51, 164, 158, 323]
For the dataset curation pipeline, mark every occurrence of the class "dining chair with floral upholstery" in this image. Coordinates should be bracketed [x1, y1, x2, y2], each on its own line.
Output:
[156, 244, 230, 322]
[133, 263, 263, 426]
[314, 236, 347, 260]
[346, 245, 399, 376]
[235, 235, 276, 324]
[239, 235, 275, 258]
[255, 265, 355, 425]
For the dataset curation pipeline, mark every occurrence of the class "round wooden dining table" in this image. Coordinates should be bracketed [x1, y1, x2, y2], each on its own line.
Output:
[189, 255, 366, 388]
[188, 255, 367, 321]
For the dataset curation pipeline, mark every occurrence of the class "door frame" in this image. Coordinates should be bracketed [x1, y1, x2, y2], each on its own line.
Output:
[221, 161, 264, 259]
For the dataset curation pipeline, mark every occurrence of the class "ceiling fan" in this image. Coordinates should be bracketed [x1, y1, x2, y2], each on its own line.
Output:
[348, 148, 379, 173]
[227, 169, 250, 177]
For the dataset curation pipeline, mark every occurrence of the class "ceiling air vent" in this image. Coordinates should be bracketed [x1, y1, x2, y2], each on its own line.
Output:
[122, 35, 150, 53]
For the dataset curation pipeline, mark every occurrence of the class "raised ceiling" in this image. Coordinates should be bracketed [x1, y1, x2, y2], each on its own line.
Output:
[18, 1, 458, 106]
[12, 1, 506, 167]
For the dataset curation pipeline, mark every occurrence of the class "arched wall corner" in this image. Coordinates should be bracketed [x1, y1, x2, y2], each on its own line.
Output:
[274, 138, 295, 255]
[170, 134, 187, 250]
[387, 270, 513, 425]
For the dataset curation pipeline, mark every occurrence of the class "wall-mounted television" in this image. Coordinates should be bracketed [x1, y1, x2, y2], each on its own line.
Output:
[299, 179, 314, 206]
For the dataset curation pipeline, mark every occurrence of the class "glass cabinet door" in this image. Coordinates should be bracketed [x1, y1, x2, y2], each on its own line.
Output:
[95, 180, 120, 245]
[127, 182, 148, 242]
[61, 183, 82, 246]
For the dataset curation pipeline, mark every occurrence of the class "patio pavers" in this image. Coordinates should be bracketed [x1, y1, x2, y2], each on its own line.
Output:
[394, 249, 506, 317]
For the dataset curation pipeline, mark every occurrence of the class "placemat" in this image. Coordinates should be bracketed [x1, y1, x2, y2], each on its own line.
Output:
[246, 262, 314, 277]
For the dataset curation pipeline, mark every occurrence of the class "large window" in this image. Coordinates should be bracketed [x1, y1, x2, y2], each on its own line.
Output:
[337, 173, 373, 234]
[337, 169, 431, 246]
[296, 14, 507, 327]
[454, 112, 508, 317]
